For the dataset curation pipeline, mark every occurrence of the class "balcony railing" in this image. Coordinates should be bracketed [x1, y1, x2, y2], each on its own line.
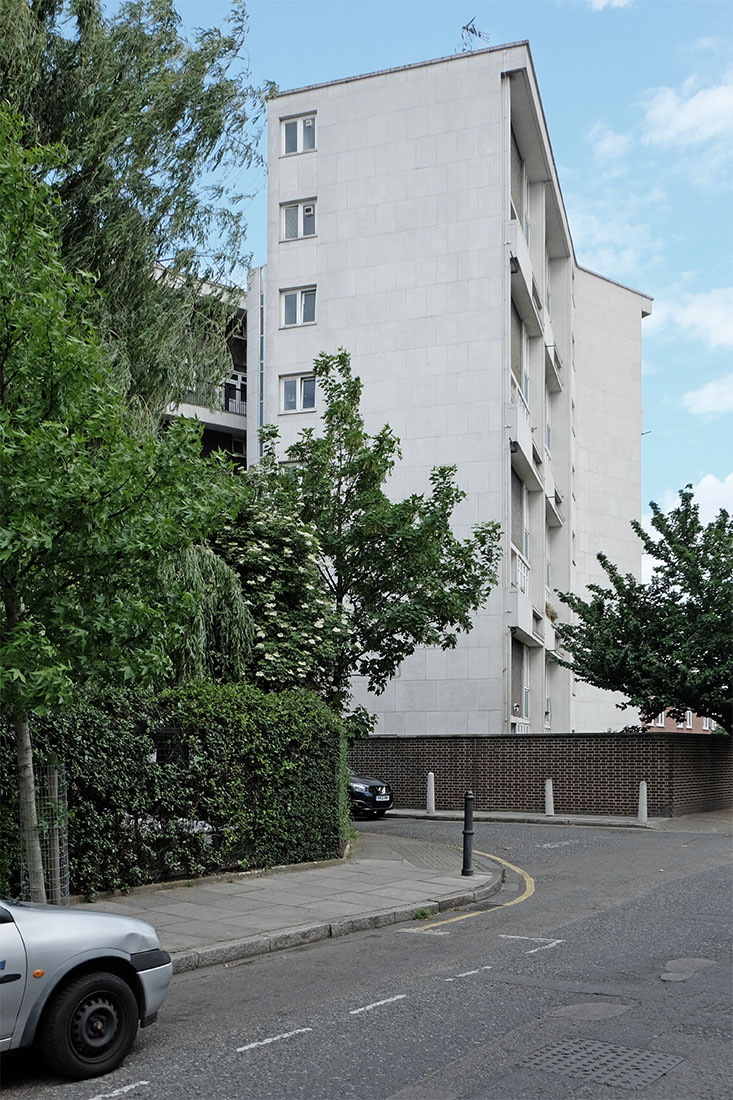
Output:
[510, 377, 530, 423]
[222, 396, 247, 416]
[512, 548, 530, 594]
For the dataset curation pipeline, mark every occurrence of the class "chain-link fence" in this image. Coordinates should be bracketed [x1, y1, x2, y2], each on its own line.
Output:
[21, 763, 69, 905]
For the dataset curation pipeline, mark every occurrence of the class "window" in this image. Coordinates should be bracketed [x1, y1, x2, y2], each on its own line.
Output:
[282, 200, 316, 240]
[544, 249, 552, 315]
[281, 287, 316, 327]
[685, 710, 693, 729]
[222, 371, 246, 415]
[655, 712, 666, 727]
[545, 386, 552, 454]
[510, 303, 529, 407]
[702, 717, 710, 730]
[282, 115, 316, 155]
[511, 637, 529, 720]
[510, 130, 529, 242]
[511, 469, 529, 560]
[281, 375, 316, 413]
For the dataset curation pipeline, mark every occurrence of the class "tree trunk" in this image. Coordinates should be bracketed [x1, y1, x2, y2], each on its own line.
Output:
[14, 712, 47, 903]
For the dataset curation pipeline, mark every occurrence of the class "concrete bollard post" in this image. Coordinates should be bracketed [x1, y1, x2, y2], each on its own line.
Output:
[545, 777, 555, 816]
[462, 791, 475, 876]
[426, 771, 436, 816]
[638, 780, 648, 825]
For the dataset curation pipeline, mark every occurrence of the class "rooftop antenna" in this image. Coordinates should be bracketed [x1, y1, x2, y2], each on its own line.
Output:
[461, 17, 491, 52]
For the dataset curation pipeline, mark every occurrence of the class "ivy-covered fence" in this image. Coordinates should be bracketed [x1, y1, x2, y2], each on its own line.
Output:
[0, 683, 348, 898]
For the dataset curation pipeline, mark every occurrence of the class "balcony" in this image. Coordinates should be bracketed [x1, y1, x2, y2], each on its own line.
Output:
[507, 220, 543, 337]
[545, 481, 564, 528]
[544, 343, 563, 393]
[509, 380, 542, 491]
[508, 549, 543, 647]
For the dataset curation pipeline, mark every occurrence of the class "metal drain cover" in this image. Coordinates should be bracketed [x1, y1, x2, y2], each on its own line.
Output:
[526, 1038, 684, 1089]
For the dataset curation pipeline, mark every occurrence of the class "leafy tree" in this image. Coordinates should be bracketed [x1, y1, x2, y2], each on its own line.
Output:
[265, 350, 503, 721]
[0, 0, 275, 413]
[163, 544, 254, 684]
[0, 108, 245, 900]
[555, 487, 732, 733]
[212, 435, 346, 695]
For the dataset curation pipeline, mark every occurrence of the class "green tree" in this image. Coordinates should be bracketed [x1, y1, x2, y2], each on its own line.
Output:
[0, 0, 275, 413]
[0, 108, 245, 900]
[212, 432, 345, 696]
[555, 487, 733, 733]
[269, 350, 502, 721]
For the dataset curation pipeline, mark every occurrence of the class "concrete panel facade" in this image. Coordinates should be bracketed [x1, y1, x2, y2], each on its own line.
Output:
[249, 43, 651, 736]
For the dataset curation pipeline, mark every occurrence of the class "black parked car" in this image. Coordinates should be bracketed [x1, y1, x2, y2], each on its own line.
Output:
[348, 773, 394, 817]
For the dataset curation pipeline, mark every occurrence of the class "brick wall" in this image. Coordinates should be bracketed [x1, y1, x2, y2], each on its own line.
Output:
[349, 733, 733, 817]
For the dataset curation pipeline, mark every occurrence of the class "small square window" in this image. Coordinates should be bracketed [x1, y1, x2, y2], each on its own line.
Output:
[281, 375, 316, 413]
[281, 286, 316, 327]
[281, 115, 316, 155]
[281, 200, 316, 241]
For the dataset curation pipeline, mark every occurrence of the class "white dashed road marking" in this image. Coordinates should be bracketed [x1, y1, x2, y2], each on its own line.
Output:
[444, 966, 493, 982]
[500, 935, 565, 953]
[350, 994, 407, 1015]
[86, 1084, 149, 1100]
[237, 1028, 313, 1052]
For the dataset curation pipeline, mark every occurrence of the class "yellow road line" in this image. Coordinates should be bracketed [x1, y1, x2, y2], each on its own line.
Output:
[416, 850, 535, 931]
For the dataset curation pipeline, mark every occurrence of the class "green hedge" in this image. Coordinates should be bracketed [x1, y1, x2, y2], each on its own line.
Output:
[0, 683, 349, 897]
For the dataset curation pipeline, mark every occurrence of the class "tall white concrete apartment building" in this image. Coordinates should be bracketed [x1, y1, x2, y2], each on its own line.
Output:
[248, 42, 652, 736]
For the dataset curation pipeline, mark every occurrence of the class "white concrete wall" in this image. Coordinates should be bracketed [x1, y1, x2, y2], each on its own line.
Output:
[260, 50, 517, 736]
[571, 266, 648, 730]
[252, 44, 649, 737]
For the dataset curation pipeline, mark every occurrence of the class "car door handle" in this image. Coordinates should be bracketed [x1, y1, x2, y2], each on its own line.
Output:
[0, 973, 22, 984]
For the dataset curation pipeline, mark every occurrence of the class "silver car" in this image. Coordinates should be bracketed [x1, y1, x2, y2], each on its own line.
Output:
[0, 898, 172, 1080]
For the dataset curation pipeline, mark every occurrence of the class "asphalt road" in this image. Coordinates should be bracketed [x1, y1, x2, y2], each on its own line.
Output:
[2, 818, 731, 1099]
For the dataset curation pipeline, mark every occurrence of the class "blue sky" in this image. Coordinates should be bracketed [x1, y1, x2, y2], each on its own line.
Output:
[171, 0, 732, 526]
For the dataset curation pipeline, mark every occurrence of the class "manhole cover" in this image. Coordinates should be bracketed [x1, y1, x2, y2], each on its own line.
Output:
[526, 1038, 684, 1089]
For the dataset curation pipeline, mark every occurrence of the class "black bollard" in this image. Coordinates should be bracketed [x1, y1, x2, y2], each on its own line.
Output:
[462, 790, 474, 876]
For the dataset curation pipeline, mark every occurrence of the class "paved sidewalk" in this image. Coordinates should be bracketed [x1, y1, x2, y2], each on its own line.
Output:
[75, 831, 501, 974]
[74, 808, 730, 975]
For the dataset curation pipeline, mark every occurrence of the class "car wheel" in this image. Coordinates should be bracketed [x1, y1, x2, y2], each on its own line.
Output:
[39, 970, 139, 1080]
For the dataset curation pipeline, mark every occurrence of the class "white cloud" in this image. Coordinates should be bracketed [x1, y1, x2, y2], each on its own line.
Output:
[645, 288, 733, 350]
[691, 473, 733, 521]
[641, 77, 733, 149]
[587, 123, 632, 167]
[683, 374, 733, 417]
[587, 0, 632, 9]
[641, 474, 733, 579]
[658, 475, 733, 522]
[567, 194, 660, 280]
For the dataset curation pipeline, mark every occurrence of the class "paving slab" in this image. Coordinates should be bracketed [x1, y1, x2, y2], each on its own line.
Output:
[73, 830, 501, 972]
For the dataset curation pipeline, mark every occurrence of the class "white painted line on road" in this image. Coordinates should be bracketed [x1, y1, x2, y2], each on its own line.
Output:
[398, 926, 451, 935]
[500, 935, 565, 954]
[237, 1028, 313, 1052]
[350, 994, 407, 1015]
[86, 1084, 149, 1100]
[444, 965, 494, 982]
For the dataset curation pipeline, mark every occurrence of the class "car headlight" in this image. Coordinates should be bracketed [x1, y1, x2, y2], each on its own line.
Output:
[350, 783, 370, 794]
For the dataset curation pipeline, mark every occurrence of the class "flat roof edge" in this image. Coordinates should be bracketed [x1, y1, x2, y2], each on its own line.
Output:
[274, 41, 530, 99]
[576, 263, 653, 307]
